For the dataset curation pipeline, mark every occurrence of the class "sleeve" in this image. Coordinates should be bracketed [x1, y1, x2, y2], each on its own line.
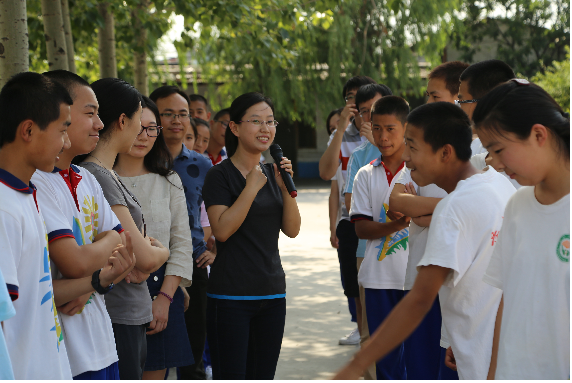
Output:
[165, 174, 194, 287]
[200, 202, 210, 228]
[395, 166, 412, 186]
[0, 211, 22, 300]
[0, 269, 15, 322]
[349, 167, 373, 222]
[88, 171, 123, 234]
[203, 166, 233, 208]
[86, 166, 128, 208]
[343, 151, 359, 195]
[417, 214, 470, 287]
[31, 173, 75, 244]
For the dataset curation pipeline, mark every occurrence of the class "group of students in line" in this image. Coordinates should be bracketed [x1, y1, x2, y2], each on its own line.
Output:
[321, 59, 569, 380]
[0, 70, 300, 380]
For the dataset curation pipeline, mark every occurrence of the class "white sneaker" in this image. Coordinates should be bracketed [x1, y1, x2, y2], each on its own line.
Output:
[205, 365, 213, 380]
[339, 328, 360, 345]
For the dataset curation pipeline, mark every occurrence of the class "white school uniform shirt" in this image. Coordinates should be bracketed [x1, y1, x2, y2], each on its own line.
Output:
[417, 167, 516, 380]
[0, 268, 15, 379]
[32, 165, 122, 377]
[350, 157, 408, 290]
[483, 187, 570, 379]
[0, 169, 72, 380]
[394, 167, 448, 290]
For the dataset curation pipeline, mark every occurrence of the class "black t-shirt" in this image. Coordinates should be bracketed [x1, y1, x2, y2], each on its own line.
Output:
[202, 159, 285, 298]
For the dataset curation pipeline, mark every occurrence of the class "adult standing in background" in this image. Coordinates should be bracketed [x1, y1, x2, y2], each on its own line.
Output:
[203, 92, 301, 379]
[149, 86, 215, 380]
[206, 108, 231, 166]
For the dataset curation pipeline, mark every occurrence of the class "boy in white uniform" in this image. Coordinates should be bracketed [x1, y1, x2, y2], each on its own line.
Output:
[32, 70, 134, 379]
[0, 72, 74, 379]
[349, 96, 410, 379]
[335, 101, 516, 380]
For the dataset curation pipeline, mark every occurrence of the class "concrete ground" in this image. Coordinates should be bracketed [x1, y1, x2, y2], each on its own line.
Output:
[274, 182, 358, 379]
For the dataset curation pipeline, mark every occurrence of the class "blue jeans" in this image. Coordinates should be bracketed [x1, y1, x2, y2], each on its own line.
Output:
[207, 297, 286, 380]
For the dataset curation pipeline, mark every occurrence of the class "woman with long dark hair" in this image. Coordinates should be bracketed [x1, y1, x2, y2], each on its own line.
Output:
[114, 96, 195, 379]
[202, 92, 301, 379]
[77, 78, 170, 379]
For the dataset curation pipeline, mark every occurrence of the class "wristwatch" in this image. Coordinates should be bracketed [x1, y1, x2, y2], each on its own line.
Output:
[91, 269, 114, 295]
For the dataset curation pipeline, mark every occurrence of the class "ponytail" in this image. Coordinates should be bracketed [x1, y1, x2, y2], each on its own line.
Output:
[473, 79, 570, 158]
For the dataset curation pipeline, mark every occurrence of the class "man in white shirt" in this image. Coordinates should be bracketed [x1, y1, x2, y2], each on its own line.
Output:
[335, 101, 516, 380]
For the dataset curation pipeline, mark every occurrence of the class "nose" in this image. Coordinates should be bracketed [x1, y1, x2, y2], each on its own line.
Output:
[94, 114, 104, 131]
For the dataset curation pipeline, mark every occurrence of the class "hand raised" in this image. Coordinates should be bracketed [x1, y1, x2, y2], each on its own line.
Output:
[245, 164, 267, 192]
[273, 157, 293, 192]
[360, 122, 374, 145]
[339, 103, 358, 129]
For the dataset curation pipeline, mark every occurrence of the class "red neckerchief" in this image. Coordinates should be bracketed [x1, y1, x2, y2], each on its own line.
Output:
[59, 167, 82, 212]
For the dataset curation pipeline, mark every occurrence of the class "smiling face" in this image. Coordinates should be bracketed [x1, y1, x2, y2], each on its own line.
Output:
[478, 127, 547, 186]
[193, 123, 210, 154]
[210, 113, 229, 147]
[184, 125, 196, 151]
[328, 113, 340, 135]
[371, 113, 406, 159]
[65, 85, 104, 157]
[230, 102, 275, 154]
[402, 124, 443, 187]
[156, 93, 190, 143]
[127, 108, 158, 159]
[32, 103, 72, 172]
[189, 99, 210, 121]
[426, 77, 457, 104]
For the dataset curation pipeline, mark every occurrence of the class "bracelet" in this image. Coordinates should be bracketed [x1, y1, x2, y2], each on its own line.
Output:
[158, 291, 173, 303]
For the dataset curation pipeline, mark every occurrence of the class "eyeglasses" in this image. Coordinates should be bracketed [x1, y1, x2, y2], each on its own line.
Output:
[455, 99, 479, 106]
[237, 120, 279, 127]
[139, 125, 162, 137]
[215, 120, 230, 128]
[160, 112, 190, 120]
[344, 95, 356, 103]
[359, 110, 371, 119]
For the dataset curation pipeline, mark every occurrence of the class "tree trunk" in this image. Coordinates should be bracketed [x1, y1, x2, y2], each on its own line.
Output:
[97, 1, 117, 78]
[41, 0, 69, 71]
[0, 0, 29, 88]
[60, 0, 75, 72]
[132, 1, 148, 95]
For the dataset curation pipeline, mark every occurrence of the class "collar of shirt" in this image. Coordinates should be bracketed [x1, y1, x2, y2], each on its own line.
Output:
[207, 147, 227, 165]
[0, 168, 35, 194]
[53, 165, 83, 212]
[370, 156, 405, 186]
[175, 143, 192, 161]
[346, 121, 360, 137]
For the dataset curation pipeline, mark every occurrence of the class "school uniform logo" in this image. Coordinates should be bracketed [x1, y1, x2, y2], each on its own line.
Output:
[376, 203, 409, 261]
[556, 234, 570, 263]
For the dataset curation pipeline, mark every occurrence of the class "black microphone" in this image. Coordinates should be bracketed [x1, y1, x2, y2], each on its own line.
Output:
[269, 144, 297, 198]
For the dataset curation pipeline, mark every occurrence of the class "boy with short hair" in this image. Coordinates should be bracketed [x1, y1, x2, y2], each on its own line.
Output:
[32, 70, 135, 379]
[336, 102, 516, 380]
[426, 61, 469, 104]
[207, 109, 230, 165]
[349, 96, 411, 379]
[189, 94, 211, 121]
[0, 72, 74, 379]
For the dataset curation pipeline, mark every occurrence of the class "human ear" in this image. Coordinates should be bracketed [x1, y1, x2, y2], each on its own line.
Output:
[441, 144, 454, 162]
[229, 121, 239, 137]
[530, 123, 548, 148]
[19, 120, 35, 142]
[117, 113, 127, 130]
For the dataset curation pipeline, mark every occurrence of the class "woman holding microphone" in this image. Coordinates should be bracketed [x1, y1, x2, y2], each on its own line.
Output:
[202, 92, 301, 379]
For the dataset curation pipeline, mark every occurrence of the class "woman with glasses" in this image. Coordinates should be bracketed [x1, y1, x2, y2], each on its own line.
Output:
[76, 79, 170, 379]
[114, 96, 195, 379]
[202, 92, 301, 379]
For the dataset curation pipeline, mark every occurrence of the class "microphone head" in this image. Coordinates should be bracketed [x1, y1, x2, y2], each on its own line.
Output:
[269, 144, 282, 157]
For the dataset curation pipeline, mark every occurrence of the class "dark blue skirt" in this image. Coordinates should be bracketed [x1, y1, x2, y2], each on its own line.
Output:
[144, 264, 194, 371]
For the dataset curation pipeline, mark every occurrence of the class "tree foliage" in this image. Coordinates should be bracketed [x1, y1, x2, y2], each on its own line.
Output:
[532, 46, 570, 112]
[450, 0, 570, 77]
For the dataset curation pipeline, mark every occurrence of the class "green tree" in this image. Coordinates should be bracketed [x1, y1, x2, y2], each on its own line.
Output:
[532, 46, 570, 112]
[450, 0, 570, 77]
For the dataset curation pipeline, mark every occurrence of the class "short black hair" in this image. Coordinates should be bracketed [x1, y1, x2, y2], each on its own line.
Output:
[371, 96, 410, 124]
[193, 117, 210, 131]
[43, 70, 90, 99]
[189, 94, 208, 106]
[149, 86, 190, 105]
[459, 60, 515, 99]
[140, 95, 173, 177]
[407, 102, 472, 161]
[227, 92, 274, 157]
[342, 75, 375, 99]
[355, 83, 393, 110]
[428, 61, 470, 96]
[0, 72, 73, 148]
[213, 108, 230, 121]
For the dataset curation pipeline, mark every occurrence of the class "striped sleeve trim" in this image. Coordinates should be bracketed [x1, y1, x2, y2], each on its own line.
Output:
[350, 214, 373, 223]
[48, 229, 75, 244]
[7, 284, 18, 301]
[112, 224, 124, 234]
